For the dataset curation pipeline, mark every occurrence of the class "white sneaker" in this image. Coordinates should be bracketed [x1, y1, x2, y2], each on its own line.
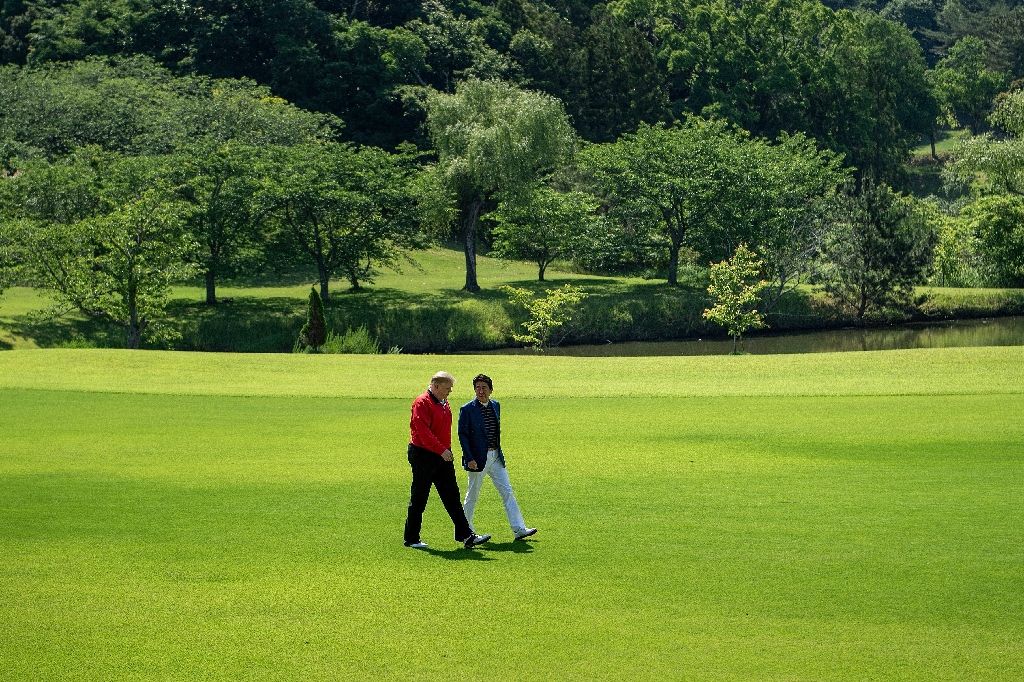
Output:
[514, 528, 538, 540]
[404, 541, 429, 549]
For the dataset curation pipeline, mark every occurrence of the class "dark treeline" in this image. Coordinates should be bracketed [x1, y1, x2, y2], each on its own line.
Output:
[0, 1, 1016, 153]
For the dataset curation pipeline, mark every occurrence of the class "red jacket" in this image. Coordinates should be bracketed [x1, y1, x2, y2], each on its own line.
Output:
[409, 390, 452, 455]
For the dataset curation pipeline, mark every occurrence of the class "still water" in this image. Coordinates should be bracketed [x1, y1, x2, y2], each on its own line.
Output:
[481, 316, 1024, 356]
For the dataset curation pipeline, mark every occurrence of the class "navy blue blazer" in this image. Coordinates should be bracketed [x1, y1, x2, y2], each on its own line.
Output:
[458, 398, 505, 471]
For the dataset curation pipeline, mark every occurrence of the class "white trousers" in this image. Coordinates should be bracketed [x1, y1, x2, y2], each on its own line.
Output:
[463, 449, 526, 534]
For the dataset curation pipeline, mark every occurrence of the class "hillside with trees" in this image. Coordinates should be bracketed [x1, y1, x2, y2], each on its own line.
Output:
[1, 0, 1023, 350]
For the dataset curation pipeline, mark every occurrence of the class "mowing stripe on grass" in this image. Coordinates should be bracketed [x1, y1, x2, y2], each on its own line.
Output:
[0, 346, 1022, 399]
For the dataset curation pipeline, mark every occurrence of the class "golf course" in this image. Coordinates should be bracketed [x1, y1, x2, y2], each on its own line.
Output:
[1, 347, 1021, 679]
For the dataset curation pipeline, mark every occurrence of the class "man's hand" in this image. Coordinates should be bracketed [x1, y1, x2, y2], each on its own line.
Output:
[440, 449, 454, 462]
[467, 460, 479, 471]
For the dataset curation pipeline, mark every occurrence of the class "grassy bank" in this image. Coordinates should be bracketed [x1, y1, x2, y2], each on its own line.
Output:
[2, 247, 1023, 352]
[1, 348, 1022, 679]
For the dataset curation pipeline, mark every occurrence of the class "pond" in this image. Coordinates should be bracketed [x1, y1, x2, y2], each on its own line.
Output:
[479, 316, 1024, 356]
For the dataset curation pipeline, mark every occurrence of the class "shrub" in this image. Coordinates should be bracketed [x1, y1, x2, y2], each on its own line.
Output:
[321, 326, 381, 354]
[295, 288, 327, 352]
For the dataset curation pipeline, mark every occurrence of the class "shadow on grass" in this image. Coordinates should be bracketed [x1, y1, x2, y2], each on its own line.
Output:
[419, 547, 495, 562]
[480, 540, 536, 554]
[2, 311, 124, 349]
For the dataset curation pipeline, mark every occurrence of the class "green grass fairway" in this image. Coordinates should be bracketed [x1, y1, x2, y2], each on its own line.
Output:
[2, 348, 1023, 679]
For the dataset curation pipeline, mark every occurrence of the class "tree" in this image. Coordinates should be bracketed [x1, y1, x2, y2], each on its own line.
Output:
[566, 7, 669, 142]
[817, 182, 937, 319]
[941, 89, 1024, 284]
[8, 150, 197, 348]
[578, 118, 748, 286]
[262, 142, 419, 302]
[612, 0, 935, 182]
[296, 287, 328, 351]
[0, 219, 18, 295]
[929, 36, 1008, 133]
[0, 57, 185, 164]
[486, 185, 598, 281]
[945, 90, 1024, 198]
[173, 142, 276, 305]
[405, 1, 513, 93]
[0, 57, 339, 168]
[423, 79, 576, 292]
[937, 0, 1024, 80]
[814, 9, 936, 183]
[168, 77, 337, 305]
[741, 132, 849, 308]
[929, 207, 992, 287]
[702, 243, 770, 353]
[960, 194, 1024, 286]
[501, 283, 589, 349]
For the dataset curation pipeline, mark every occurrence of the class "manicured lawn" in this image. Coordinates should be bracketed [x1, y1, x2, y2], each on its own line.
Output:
[912, 128, 971, 158]
[1, 348, 1022, 679]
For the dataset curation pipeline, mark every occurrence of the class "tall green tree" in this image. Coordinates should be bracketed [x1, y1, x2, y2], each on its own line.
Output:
[945, 90, 1024, 198]
[740, 132, 849, 307]
[960, 194, 1024, 286]
[0, 57, 339, 167]
[814, 8, 937, 182]
[172, 142, 275, 305]
[6, 149, 197, 348]
[937, 0, 1024, 80]
[422, 78, 576, 291]
[261, 142, 419, 301]
[0, 57, 185, 164]
[962, 195, 1024, 286]
[486, 184, 598, 281]
[578, 118, 751, 286]
[566, 7, 669, 142]
[818, 182, 937, 319]
[611, 0, 935, 182]
[929, 36, 1008, 133]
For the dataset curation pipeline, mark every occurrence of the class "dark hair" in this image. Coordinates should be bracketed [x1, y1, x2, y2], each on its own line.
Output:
[472, 374, 493, 390]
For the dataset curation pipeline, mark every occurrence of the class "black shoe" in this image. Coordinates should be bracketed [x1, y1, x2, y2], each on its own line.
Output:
[462, 533, 491, 548]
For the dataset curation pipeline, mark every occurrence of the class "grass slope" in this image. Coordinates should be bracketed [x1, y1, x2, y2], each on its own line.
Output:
[4, 247, 1023, 352]
[1, 348, 1023, 679]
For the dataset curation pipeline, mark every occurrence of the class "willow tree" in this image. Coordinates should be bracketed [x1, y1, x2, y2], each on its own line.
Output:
[423, 79, 576, 292]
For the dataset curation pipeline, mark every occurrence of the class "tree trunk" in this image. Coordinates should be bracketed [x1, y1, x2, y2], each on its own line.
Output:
[319, 268, 330, 303]
[205, 269, 217, 306]
[667, 240, 681, 286]
[857, 286, 868, 322]
[930, 128, 937, 160]
[538, 262, 546, 281]
[462, 200, 483, 292]
[127, 286, 141, 350]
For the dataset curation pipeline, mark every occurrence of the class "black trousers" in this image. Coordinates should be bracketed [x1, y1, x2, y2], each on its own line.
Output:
[404, 445, 473, 544]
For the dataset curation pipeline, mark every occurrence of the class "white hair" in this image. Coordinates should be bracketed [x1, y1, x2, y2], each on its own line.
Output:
[429, 371, 455, 386]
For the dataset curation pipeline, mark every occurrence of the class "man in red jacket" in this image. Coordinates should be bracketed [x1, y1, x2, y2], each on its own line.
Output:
[404, 371, 491, 550]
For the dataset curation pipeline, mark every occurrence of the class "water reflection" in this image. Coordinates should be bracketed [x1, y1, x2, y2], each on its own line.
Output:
[480, 316, 1024, 356]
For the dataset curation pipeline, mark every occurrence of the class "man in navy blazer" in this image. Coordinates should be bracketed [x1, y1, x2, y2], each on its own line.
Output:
[458, 374, 537, 541]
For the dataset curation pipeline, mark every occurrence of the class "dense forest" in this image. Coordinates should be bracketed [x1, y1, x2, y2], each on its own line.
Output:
[2, 1, 1022, 150]
[1, 0, 1023, 348]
